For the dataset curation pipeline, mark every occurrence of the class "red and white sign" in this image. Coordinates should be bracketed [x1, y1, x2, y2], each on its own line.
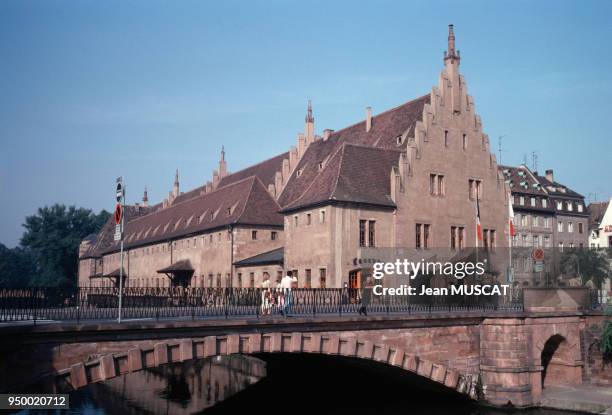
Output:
[532, 248, 545, 261]
[114, 203, 123, 225]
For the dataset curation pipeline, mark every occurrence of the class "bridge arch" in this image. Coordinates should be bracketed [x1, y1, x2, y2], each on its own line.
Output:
[539, 333, 581, 388]
[54, 333, 478, 398]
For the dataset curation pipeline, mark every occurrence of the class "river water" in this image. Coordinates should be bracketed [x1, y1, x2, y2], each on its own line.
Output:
[19, 354, 587, 415]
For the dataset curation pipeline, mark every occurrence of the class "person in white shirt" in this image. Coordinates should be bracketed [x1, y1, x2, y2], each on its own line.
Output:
[279, 271, 294, 315]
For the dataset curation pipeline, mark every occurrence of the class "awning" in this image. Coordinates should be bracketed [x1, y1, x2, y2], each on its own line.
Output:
[157, 259, 194, 274]
[234, 248, 283, 267]
[103, 268, 128, 278]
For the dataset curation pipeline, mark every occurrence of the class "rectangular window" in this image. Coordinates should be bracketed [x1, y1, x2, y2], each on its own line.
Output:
[458, 227, 465, 249]
[368, 220, 376, 247]
[306, 213, 311, 225]
[423, 224, 430, 249]
[533, 235, 539, 247]
[490, 230, 496, 249]
[476, 180, 482, 199]
[520, 196, 525, 206]
[252, 230, 257, 240]
[531, 197, 536, 207]
[237, 273, 242, 288]
[320, 210, 326, 224]
[559, 242, 564, 252]
[450, 226, 457, 250]
[556, 201, 562, 210]
[430, 174, 436, 195]
[542, 199, 548, 208]
[444, 130, 449, 147]
[469, 179, 474, 200]
[567, 202, 573, 212]
[216, 273, 222, 288]
[578, 223, 583, 234]
[294, 215, 298, 227]
[438, 175, 445, 196]
[359, 220, 367, 247]
[305, 269, 312, 288]
[483, 229, 489, 249]
[271, 231, 277, 240]
[568, 222, 574, 233]
[462, 133, 467, 149]
[208, 273, 213, 287]
[415, 223, 422, 249]
[578, 204, 583, 213]
[558, 221, 563, 232]
[319, 268, 326, 288]
[249, 272, 255, 288]
[544, 236, 550, 248]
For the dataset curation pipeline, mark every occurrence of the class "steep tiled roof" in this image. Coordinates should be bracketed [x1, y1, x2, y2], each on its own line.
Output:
[279, 95, 429, 208]
[499, 165, 547, 196]
[102, 176, 283, 254]
[234, 247, 283, 267]
[281, 143, 400, 212]
[219, 152, 289, 189]
[171, 152, 289, 205]
[81, 205, 157, 259]
[588, 201, 609, 230]
[157, 259, 194, 273]
[534, 175, 584, 199]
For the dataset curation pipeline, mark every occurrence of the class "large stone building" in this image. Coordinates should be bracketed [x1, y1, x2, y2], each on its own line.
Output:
[79, 25, 512, 289]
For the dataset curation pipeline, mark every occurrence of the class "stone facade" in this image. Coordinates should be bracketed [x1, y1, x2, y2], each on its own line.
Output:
[79, 25, 517, 288]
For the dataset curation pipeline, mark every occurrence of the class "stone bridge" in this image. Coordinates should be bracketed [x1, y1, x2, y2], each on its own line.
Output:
[0, 309, 608, 408]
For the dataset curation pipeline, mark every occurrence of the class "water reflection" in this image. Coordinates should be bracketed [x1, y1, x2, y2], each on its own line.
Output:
[79, 355, 265, 414]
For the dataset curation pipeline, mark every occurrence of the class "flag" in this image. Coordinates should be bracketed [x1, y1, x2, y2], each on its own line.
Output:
[508, 200, 516, 237]
[476, 197, 482, 241]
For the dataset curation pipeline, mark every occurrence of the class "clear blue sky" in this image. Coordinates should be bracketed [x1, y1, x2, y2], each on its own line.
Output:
[1, 0, 611, 247]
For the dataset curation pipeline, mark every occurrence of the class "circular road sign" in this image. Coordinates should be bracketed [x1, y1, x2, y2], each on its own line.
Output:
[114, 203, 123, 225]
[532, 248, 545, 261]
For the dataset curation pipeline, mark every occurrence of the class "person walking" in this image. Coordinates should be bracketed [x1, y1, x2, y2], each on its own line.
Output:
[358, 277, 374, 316]
[279, 271, 294, 316]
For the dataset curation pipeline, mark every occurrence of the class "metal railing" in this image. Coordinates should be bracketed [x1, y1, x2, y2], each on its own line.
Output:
[0, 286, 532, 323]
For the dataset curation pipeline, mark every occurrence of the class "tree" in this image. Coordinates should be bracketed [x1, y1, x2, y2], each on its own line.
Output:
[560, 248, 611, 289]
[20, 204, 110, 288]
[0, 244, 36, 288]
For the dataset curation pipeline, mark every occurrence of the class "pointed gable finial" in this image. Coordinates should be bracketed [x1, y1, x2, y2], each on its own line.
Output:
[174, 168, 179, 186]
[305, 100, 314, 123]
[444, 24, 460, 64]
[221, 145, 225, 161]
[142, 186, 149, 206]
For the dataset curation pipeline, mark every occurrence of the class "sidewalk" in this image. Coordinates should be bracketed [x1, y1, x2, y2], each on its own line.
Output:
[541, 384, 612, 414]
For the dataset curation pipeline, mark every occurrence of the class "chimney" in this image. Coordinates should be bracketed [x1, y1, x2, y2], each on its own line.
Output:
[365, 107, 372, 132]
[545, 169, 554, 183]
[323, 129, 334, 141]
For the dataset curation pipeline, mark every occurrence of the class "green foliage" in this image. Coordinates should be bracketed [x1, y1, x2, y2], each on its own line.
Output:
[0, 244, 36, 288]
[560, 248, 611, 289]
[15, 204, 110, 288]
[603, 304, 612, 360]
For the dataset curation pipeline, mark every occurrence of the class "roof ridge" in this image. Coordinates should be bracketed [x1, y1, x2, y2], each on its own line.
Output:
[219, 151, 289, 182]
[327, 94, 430, 139]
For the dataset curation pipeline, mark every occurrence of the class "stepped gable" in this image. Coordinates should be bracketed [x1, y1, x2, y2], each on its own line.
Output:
[282, 143, 401, 212]
[278, 95, 429, 208]
[102, 176, 282, 254]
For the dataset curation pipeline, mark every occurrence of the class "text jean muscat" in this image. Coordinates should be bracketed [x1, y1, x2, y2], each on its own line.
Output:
[371, 259, 510, 296]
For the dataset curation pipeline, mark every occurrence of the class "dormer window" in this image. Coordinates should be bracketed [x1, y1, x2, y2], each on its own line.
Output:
[318, 162, 324, 171]
[297, 168, 303, 177]
[556, 201, 563, 210]
[396, 135, 403, 145]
